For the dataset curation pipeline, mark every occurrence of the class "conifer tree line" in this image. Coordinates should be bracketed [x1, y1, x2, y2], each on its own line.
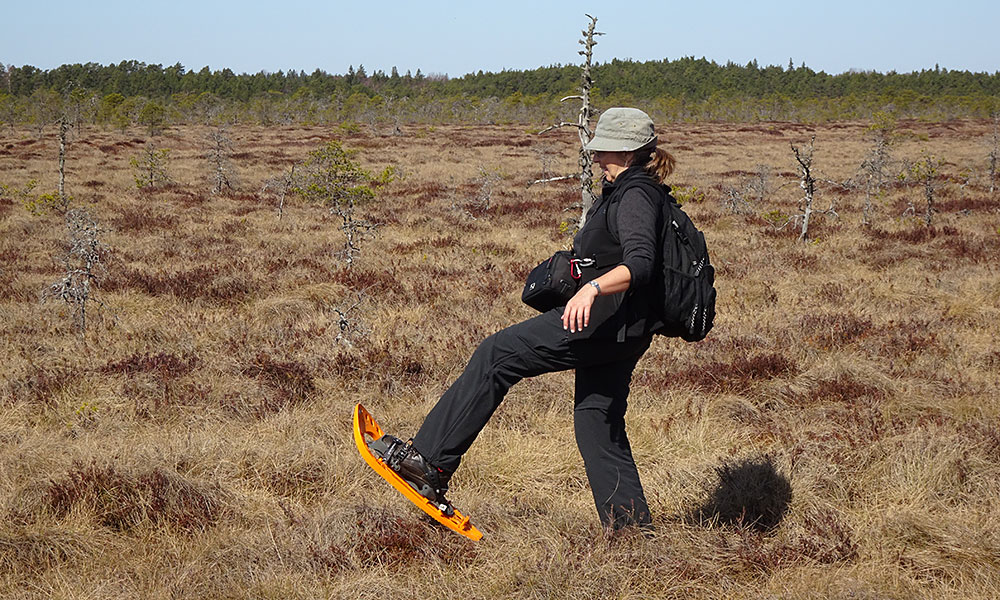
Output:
[1, 57, 998, 129]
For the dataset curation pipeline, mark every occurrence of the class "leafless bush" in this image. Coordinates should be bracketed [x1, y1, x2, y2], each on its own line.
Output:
[724, 164, 772, 215]
[458, 166, 503, 218]
[328, 289, 372, 347]
[206, 126, 237, 194]
[261, 163, 296, 220]
[43, 208, 109, 335]
[860, 111, 896, 225]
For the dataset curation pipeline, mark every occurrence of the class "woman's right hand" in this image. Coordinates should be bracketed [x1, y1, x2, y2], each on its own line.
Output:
[562, 283, 600, 333]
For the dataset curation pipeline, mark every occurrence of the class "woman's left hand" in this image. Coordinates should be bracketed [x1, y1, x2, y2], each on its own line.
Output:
[562, 284, 599, 333]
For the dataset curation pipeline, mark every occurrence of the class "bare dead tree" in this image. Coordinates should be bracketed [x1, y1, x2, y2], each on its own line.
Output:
[57, 115, 72, 212]
[332, 199, 379, 268]
[207, 126, 237, 195]
[43, 208, 109, 337]
[535, 14, 603, 228]
[262, 163, 296, 220]
[330, 289, 372, 347]
[791, 137, 818, 242]
[989, 112, 999, 195]
[860, 112, 895, 225]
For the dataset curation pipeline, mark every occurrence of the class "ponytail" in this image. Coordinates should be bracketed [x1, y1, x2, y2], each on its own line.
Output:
[643, 147, 676, 184]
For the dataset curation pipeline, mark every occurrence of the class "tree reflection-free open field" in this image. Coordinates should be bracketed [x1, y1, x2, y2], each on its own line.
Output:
[1, 120, 998, 599]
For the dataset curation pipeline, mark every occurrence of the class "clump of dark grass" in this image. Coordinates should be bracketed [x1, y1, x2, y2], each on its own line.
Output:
[111, 207, 179, 232]
[671, 353, 798, 394]
[308, 505, 471, 573]
[44, 461, 226, 532]
[798, 312, 875, 348]
[6, 365, 78, 407]
[106, 264, 258, 303]
[102, 351, 199, 377]
[327, 340, 429, 393]
[241, 353, 316, 415]
[731, 508, 858, 571]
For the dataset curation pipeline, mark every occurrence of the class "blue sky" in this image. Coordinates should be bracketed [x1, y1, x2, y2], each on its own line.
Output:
[3, 1, 998, 77]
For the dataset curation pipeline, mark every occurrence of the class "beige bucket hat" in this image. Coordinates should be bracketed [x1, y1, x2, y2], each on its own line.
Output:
[583, 107, 657, 153]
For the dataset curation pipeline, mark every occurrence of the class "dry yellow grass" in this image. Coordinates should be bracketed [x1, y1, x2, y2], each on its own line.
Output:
[1, 118, 999, 599]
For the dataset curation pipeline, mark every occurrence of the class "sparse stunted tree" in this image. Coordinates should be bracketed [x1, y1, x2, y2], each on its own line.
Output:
[536, 14, 603, 228]
[0, 91, 17, 132]
[130, 142, 172, 189]
[44, 208, 109, 337]
[293, 141, 396, 267]
[138, 101, 166, 135]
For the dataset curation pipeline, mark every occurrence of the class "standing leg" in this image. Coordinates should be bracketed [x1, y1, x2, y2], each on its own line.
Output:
[573, 344, 652, 529]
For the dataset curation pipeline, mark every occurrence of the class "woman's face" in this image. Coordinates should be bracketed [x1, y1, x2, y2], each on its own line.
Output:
[592, 150, 632, 182]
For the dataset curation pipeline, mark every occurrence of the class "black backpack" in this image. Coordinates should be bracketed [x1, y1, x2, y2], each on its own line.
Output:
[628, 181, 716, 342]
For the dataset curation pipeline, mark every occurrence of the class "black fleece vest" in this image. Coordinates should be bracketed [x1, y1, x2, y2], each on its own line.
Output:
[569, 167, 666, 342]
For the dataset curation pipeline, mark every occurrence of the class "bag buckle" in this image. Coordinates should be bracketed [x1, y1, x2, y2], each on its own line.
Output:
[569, 257, 595, 280]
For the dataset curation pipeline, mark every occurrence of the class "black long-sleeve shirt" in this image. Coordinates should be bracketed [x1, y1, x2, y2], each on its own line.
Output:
[616, 186, 661, 288]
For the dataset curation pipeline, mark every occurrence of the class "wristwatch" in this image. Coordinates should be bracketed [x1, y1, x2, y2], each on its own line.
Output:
[587, 280, 601, 295]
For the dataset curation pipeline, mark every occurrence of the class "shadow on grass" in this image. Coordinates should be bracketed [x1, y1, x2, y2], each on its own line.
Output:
[687, 455, 792, 532]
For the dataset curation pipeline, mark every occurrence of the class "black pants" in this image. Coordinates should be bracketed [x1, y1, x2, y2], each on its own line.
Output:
[412, 309, 653, 529]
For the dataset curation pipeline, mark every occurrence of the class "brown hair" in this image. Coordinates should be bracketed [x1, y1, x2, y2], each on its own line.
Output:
[638, 146, 676, 184]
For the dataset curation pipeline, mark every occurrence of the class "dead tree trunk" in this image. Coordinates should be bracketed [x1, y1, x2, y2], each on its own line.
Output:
[990, 112, 999, 195]
[791, 136, 817, 243]
[58, 115, 70, 211]
[536, 14, 603, 228]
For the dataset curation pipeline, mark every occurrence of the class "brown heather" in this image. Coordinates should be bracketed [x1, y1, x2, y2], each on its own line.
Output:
[1, 120, 999, 599]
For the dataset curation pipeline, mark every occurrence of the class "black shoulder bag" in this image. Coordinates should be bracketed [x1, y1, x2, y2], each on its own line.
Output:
[520, 251, 594, 312]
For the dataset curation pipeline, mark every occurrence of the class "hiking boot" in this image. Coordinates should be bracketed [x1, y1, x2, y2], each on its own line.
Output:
[368, 435, 454, 515]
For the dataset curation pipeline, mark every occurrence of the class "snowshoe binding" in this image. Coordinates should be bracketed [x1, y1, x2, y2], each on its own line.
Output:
[368, 434, 454, 516]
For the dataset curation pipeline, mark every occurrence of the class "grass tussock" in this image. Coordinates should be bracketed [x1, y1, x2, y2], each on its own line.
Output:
[0, 121, 998, 598]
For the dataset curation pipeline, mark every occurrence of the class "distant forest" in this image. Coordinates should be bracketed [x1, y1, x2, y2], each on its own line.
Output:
[2, 57, 999, 129]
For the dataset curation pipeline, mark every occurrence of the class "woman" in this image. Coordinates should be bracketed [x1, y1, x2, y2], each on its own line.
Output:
[382, 107, 676, 530]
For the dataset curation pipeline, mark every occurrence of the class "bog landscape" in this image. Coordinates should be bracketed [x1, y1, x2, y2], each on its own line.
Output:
[1, 60, 1000, 599]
